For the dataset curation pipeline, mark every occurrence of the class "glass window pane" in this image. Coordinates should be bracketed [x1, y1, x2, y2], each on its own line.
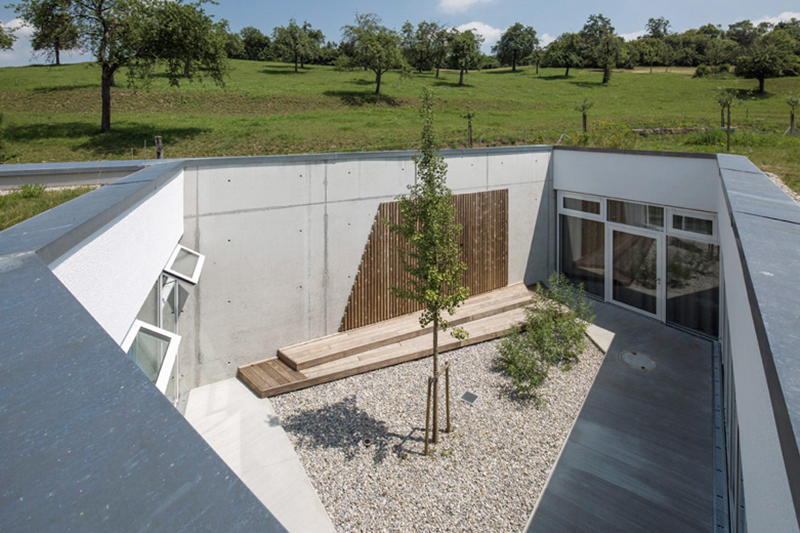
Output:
[683, 216, 714, 236]
[563, 197, 600, 215]
[673, 215, 683, 230]
[171, 248, 199, 278]
[127, 329, 169, 382]
[164, 363, 177, 404]
[667, 237, 720, 336]
[560, 215, 605, 297]
[608, 200, 663, 230]
[612, 231, 658, 314]
[161, 275, 177, 334]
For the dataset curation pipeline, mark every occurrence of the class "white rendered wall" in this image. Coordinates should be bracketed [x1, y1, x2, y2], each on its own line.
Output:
[50, 172, 184, 344]
[553, 150, 719, 212]
[180, 149, 553, 387]
[717, 186, 800, 533]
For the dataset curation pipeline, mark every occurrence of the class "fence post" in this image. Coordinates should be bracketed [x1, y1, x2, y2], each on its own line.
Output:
[155, 136, 163, 159]
[445, 364, 452, 433]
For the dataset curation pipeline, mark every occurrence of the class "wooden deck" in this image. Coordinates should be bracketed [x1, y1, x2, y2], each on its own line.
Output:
[238, 283, 536, 398]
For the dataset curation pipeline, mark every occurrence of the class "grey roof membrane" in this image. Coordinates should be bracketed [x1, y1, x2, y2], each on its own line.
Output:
[0, 159, 288, 532]
[719, 156, 800, 492]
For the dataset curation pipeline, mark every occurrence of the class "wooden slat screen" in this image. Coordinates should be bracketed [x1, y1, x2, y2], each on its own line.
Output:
[340, 189, 509, 331]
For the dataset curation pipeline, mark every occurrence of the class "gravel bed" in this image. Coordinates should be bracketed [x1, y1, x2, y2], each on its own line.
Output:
[271, 337, 604, 533]
[765, 171, 800, 205]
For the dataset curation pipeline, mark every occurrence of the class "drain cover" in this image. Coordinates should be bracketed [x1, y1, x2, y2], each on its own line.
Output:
[461, 391, 479, 406]
[621, 350, 657, 371]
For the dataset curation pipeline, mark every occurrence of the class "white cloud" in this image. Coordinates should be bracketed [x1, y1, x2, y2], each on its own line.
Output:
[619, 30, 646, 42]
[753, 11, 800, 26]
[539, 33, 555, 47]
[455, 21, 503, 52]
[439, 0, 493, 15]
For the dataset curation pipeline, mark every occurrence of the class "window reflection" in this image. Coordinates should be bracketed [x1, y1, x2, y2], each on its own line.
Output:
[560, 215, 605, 297]
[667, 237, 720, 336]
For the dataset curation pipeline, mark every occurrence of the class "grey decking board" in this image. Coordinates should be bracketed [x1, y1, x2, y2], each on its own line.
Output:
[528, 302, 714, 532]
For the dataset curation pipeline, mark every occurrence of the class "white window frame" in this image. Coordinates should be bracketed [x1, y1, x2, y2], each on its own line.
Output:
[163, 244, 205, 286]
[557, 191, 605, 221]
[666, 208, 718, 244]
[606, 198, 665, 232]
[121, 320, 181, 394]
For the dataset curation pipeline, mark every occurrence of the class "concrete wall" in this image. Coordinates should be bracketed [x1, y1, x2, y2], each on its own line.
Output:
[553, 148, 719, 212]
[179, 148, 554, 388]
[50, 170, 184, 344]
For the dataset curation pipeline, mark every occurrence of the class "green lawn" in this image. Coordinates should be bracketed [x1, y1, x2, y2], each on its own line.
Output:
[0, 185, 96, 230]
[1, 60, 798, 191]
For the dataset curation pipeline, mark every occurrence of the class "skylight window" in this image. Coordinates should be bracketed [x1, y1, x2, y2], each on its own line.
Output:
[163, 245, 205, 285]
[121, 320, 180, 393]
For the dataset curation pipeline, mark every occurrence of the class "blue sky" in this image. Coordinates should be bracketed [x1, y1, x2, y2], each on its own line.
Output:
[1, 0, 799, 67]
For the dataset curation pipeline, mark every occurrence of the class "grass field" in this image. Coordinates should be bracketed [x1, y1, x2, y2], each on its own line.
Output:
[0, 185, 96, 230]
[1, 59, 799, 192]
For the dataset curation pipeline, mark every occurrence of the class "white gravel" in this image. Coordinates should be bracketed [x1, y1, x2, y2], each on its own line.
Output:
[765, 171, 800, 205]
[271, 337, 604, 533]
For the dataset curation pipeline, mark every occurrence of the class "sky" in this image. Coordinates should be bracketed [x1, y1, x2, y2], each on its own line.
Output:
[1, 0, 799, 67]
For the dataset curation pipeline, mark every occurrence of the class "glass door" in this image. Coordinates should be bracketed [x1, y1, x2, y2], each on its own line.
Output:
[607, 227, 663, 318]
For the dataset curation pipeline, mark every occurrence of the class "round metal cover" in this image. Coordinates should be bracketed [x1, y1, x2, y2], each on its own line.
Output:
[620, 350, 657, 371]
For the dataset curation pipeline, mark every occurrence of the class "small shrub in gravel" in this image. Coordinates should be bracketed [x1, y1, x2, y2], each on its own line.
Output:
[499, 273, 594, 398]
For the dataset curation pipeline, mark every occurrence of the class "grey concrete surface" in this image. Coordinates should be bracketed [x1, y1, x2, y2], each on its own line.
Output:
[184, 379, 336, 533]
[527, 301, 714, 532]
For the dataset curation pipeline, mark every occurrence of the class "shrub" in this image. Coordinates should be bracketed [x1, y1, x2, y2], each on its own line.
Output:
[498, 272, 594, 400]
[684, 128, 726, 146]
[17, 183, 47, 199]
[590, 121, 637, 150]
[693, 64, 709, 78]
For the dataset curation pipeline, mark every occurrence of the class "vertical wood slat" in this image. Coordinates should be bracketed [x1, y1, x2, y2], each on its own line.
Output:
[341, 189, 509, 331]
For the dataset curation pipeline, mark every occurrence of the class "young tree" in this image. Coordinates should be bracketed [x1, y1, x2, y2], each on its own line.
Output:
[715, 87, 739, 150]
[735, 30, 799, 93]
[493, 22, 538, 71]
[387, 88, 469, 445]
[239, 26, 270, 61]
[341, 13, 405, 95]
[449, 28, 484, 86]
[541, 32, 583, 76]
[11, 0, 229, 133]
[787, 94, 798, 135]
[13, 0, 79, 65]
[580, 14, 621, 84]
[575, 97, 594, 133]
[272, 19, 313, 72]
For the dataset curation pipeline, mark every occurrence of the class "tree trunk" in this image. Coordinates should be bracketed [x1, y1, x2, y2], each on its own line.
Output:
[101, 65, 115, 133]
[536, 62, 539, 74]
[432, 315, 439, 443]
[565, 65, 570, 77]
[375, 70, 381, 95]
[436, 66, 440, 78]
[55, 47, 61, 66]
[294, 56, 298, 73]
[512, 53, 516, 72]
[791, 110, 796, 134]
[459, 68, 464, 86]
[758, 77, 765, 93]
[726, 106, 731, 152]
[650, 62, 653, 74]
[602, 65, 611, 84]
[583, 112, 587, 134]
[721, 108, 725, 128]
[183, 61, 190, 78]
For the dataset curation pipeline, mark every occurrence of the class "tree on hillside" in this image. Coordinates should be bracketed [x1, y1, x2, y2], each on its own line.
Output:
[13, 0, 78, 65]
[735, 30, 799, 93]
[401, 20, 441, 73]
[493, 22, 538, 71]
[705, 38, 740, 71]
[580, 14, 621, 83]
[449, 28, 484, 86]
[646, 17, 670, 39]
[300, 21, 324, 68]
[541, 32, 583, 76]
[726, 20, 762, 48]
[138, 1, 228, 82]
[11, 0, 229, 133]
[387, 88, 469, 447]
[431, 25, 450, 78]
[272, 19, 314, 72]
[0, 22, 16, 50]
[239, 26, 270, 61]
[341, 13, 406, 95]
[222, 23, 245, 59]
[699, 23, 724, 40]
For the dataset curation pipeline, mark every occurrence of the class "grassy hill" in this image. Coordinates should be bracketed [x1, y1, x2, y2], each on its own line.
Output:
[1, 59, 798, 191]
